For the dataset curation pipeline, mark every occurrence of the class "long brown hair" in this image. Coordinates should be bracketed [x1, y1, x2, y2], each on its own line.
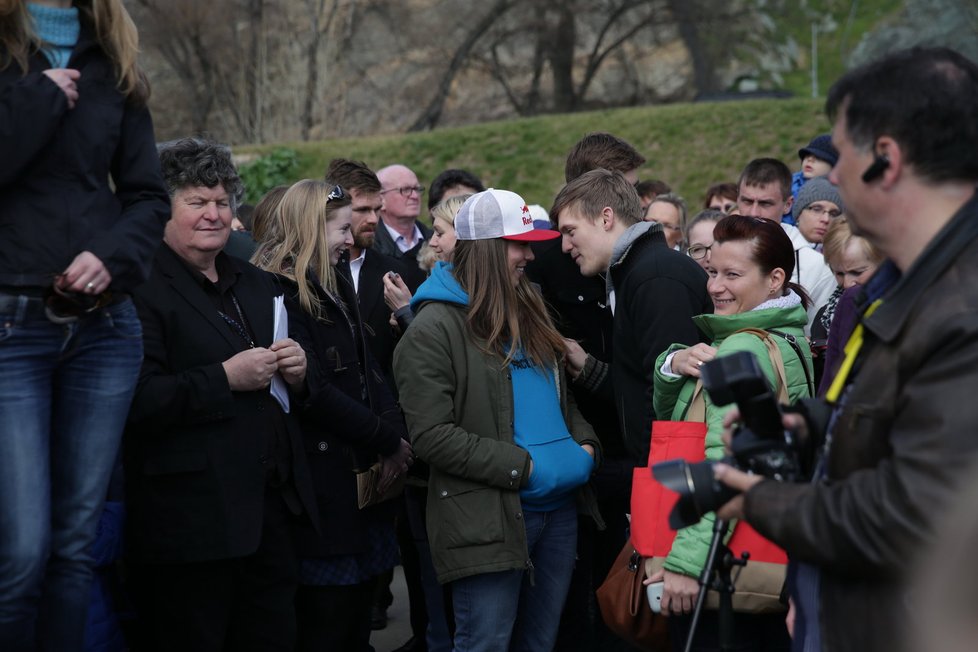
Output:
[0, 0, 149, 102]
[452, 238, 565, 369]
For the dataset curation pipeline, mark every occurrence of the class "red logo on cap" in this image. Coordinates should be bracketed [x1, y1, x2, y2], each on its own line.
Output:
[522, 204, 532, 226]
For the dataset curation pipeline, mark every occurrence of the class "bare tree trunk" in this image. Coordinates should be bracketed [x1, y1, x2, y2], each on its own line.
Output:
[246, 0, 265, 142]
[408, 0, 516, 132]
[300, 0, 339, 141]
[549, 4, 577, 112]
[667, 0, 717, 95]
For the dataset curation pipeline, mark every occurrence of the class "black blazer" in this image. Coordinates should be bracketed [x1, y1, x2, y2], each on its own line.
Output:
[284, 271, 407, 557]
[371, 219, 432, 262]
[349, 250, 424, 388]
[125, 246, 318, 564]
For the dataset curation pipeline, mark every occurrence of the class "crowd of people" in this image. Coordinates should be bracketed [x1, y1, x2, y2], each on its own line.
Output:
[3, 2, 978, 652]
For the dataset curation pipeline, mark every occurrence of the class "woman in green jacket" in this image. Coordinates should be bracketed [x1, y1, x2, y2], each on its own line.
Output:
[650, 214, 813, 651]
[393, 189, 601, 652]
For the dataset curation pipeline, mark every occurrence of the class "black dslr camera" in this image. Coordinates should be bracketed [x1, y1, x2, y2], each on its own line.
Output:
[652, 351, 802, 530]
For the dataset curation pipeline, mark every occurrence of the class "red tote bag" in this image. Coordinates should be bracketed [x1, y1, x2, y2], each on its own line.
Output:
[630, 332, 794, 613]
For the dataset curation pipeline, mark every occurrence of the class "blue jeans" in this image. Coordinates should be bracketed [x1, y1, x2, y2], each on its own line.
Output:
[0, 294, 143, 651]
[451, 501, 578, 652]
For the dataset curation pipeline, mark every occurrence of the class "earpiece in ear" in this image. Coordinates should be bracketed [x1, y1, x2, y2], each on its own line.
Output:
[861, 154, 890, 183]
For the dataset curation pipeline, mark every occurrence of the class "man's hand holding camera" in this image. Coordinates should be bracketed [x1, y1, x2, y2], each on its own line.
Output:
[713, 408, 809, 520]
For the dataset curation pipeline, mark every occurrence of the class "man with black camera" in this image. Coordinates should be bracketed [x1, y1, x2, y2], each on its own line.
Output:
[712, 47, 978, 652]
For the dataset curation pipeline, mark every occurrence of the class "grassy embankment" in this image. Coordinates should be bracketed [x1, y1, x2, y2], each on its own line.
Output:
[243, 97, 829, 215]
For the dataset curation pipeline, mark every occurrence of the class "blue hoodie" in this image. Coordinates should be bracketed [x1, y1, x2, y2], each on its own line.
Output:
[412, 262, 594, 511]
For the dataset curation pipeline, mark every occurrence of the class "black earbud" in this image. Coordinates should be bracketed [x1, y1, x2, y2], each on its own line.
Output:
[861, 154, 890, 183]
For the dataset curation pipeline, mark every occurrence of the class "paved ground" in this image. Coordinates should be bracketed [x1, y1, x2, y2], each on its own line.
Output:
[369, 565, 415, 652]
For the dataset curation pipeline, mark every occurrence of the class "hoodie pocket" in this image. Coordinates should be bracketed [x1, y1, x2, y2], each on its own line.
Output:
[522, 435, 595, 504]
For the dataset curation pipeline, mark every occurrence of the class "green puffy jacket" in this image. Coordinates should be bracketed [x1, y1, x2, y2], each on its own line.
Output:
[393, 300, 602, 584]
[652, 303, 813, 578]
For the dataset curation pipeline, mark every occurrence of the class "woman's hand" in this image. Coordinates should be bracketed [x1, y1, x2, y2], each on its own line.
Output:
[383, 272, 412, 311]
[581, 443, 595, 458]
[378, 438, 413, 493]
[647, 568, 700, 616]
[669, 343, 719, 378]
[59, 251, 111, 294]
[563, 338, 587, 379]
[43, 68, 80, 109]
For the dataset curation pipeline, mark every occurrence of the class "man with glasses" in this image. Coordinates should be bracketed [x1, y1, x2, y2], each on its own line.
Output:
[374, 164, 432, 261]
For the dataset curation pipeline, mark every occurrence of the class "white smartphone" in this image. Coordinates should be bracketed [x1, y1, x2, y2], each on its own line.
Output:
[647, 580, 664, 614]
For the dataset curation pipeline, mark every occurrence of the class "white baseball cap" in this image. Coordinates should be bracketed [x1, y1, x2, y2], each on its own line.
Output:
[454, 189, 560, 242]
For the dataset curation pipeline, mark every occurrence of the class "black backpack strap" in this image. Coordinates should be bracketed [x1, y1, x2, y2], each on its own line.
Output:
[767, 328, 814, 397]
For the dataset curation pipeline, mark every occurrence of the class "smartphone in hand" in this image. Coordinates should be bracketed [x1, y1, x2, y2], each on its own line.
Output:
[647, 581, 664, 614]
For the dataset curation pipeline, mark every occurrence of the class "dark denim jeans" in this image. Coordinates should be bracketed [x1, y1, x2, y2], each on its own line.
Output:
[451, 501, 578, 652]
[0, 294, 142, 651]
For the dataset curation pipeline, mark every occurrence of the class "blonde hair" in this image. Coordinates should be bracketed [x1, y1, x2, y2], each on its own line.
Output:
[821, 217, 883, 272]
[0, 0, 149, 102]
[430, 194, 470, 226]
[252, 179, 351, 320]
[452, 238, 565, 369]
[415, 242, 439, 273]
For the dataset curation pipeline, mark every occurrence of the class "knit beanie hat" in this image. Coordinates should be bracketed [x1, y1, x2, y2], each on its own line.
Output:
[792, 177, 844, 220]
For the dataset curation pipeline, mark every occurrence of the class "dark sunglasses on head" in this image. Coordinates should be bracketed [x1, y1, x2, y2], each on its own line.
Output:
[326, 185, 346, 202]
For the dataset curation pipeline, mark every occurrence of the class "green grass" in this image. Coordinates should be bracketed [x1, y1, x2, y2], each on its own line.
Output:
[241, 97, 830, 215]
[235, 1, 907, 211]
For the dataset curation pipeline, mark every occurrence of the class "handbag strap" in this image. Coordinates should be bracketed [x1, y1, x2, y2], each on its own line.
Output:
[733, 328, 790, 403]
[686, 379, 706, 422]
[684, 326, 799, 420]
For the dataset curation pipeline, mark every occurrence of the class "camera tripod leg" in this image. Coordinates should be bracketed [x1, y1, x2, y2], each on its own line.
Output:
[683, 518, 742, 652]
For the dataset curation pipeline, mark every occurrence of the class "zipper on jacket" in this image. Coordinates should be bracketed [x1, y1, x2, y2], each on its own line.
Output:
[525, 558, 536, 587]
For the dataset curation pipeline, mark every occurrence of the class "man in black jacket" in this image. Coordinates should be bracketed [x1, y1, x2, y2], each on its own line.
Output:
[552, 168, 712, 464]
[548, 168, 710, 652]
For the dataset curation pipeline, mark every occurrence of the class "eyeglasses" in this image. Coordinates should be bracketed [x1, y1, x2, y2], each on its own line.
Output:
[803, 204, 842, 218]
[326, 185, 346, 202]
[687, 243, 712, 260]
[380, 185, 425, 197]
